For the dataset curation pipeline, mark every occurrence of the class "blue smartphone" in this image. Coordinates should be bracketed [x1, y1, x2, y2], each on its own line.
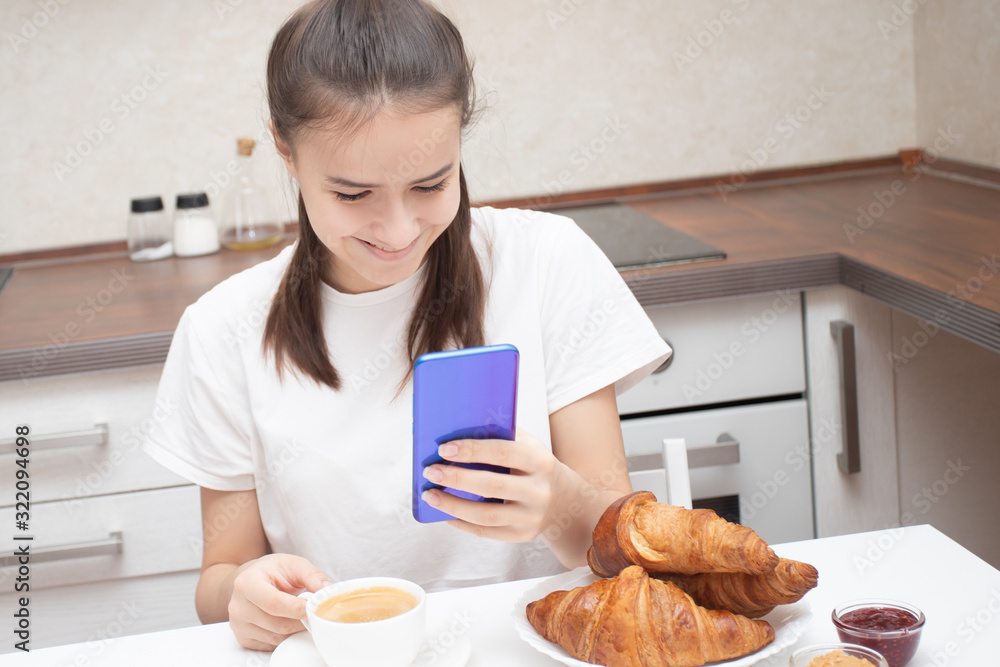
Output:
[412, 344, 519, 523]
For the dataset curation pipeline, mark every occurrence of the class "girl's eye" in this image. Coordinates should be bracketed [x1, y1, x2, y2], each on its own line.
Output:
[333, 180, 445, 201]
[334, 191, 369, 202]
[414, 180, 447, 194]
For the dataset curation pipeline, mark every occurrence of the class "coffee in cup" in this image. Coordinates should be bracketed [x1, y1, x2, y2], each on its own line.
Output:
[303, 577, 427, 667]
[315, 585, 418, 623]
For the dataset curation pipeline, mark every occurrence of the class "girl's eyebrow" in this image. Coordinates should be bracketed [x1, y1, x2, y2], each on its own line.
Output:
[324, 162, 455, 189]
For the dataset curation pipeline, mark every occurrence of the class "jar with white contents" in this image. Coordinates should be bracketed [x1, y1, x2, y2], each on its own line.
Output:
[173, 192, 220, 257]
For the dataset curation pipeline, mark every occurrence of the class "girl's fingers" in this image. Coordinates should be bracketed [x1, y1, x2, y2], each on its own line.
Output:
[230, 617, 295, 650]
[438, 434, 549, 474]
[235, 569, 308, 622]
[234, 634, 279, 652]
[227, 554, 330, 650]
[429, 428, 558, 540]
[423, 489, 532, 528]
[229, 593, 306, 637]
[422, 463, 540, 504]
[236, 555, 329, 621]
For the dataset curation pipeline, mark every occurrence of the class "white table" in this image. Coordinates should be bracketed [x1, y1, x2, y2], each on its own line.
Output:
[4, 525, 998, 666]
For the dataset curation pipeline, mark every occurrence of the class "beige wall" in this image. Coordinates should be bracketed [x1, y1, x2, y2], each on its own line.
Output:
[0, 1, 923, 254]
[914, 0, 1000, 170]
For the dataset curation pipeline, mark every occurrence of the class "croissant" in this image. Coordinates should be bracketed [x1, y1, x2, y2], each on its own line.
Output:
[588, 492, 778, 577]
[652, 558, 819, 618]
[526, 565, 775, 667]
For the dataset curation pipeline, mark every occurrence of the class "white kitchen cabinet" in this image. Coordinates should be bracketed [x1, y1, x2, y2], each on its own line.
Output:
[0, 365, 204, 652]
[802, 286, 900, 537]
[0, 468, 203, 653]
[619, 292, 806, 414]
[0, 570, 200, 652]
[0, 364, 185, 505]
[0, 570, 200, 653]
[0, 485, 202, 590]
[620, 292, 813, 542]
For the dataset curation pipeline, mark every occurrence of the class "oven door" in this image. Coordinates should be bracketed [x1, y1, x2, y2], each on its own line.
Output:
[621, 399, 814, 545]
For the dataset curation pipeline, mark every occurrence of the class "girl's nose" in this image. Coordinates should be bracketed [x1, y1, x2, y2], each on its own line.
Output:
[372, 202, 421, 250]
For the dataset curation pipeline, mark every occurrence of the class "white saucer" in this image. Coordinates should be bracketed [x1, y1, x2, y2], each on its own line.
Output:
[270, 611, 472, 667]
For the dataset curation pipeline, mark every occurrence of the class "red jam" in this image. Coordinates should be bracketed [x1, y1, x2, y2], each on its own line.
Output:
[841, 606, 919, 632]
[833, 605, 923, 667]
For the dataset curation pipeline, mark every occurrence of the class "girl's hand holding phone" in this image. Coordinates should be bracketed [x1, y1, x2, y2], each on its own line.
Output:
[421, 427, 581, 543]
[227, 554, 331, 651]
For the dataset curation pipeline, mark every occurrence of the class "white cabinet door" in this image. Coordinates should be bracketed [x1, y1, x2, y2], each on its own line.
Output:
[0, 570, 200, 654]
[618, 292, 806, 414]
[0, 485, 202, 590]
[0, 364, 186, 505]
[621, 400, 814, 545]
[803, 286, 899, 537]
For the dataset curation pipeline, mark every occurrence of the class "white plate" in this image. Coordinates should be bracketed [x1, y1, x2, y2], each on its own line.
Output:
[512, 567, 813, 667]
[271, 610, 472, 667]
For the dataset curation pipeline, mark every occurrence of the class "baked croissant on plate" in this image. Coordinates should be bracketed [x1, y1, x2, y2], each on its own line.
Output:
[526, 565, 775, 667]
[653, 558, 819, 618]
[588, 491, 778, 577]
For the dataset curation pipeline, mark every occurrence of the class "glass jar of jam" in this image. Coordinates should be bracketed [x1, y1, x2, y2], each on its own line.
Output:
[832, 600, 925, 667]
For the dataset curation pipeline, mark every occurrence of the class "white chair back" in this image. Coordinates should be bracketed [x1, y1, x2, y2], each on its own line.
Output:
[661, 437, 693, 509]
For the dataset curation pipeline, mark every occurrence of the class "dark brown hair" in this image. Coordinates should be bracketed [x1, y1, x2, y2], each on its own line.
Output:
[262, 0, 486, 392]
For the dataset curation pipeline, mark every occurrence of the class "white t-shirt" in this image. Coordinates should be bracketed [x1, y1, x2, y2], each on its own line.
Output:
[144, 206, 671, 591]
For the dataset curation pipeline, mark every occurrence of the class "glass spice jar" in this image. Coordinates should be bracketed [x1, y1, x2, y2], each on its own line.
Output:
[127, 196, 174, 262]
[173, 192, 220, 257]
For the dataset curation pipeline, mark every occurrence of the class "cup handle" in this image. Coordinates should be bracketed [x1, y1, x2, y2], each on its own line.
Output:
[297, 590, 313, 631]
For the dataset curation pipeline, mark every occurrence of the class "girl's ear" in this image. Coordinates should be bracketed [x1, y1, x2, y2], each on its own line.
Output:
[270, 120, 298, 180]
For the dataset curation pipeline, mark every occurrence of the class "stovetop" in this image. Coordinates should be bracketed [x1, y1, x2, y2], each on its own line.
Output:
[553, 204, 725, 270]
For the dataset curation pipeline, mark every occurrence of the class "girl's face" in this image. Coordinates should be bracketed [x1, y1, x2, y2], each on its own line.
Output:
[276, 106, 463, 294]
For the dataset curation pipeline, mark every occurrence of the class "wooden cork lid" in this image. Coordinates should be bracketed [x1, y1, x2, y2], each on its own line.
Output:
[236, 137, 256, 156]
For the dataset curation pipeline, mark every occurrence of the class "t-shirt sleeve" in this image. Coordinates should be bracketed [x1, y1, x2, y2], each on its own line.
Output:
[143, 306, 256, 491]
[538, 214, 672, 414]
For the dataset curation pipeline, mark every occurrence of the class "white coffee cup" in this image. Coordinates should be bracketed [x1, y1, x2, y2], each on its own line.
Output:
[302, 577, 427, 667]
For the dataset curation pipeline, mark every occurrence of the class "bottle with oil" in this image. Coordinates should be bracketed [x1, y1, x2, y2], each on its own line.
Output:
[221, 137, 284, 250]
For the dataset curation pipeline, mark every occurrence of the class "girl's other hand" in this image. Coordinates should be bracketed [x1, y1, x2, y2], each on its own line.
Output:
[227, 553, 331, 651]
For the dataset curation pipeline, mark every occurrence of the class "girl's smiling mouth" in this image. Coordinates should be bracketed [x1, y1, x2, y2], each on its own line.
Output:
[356, 235, 420, 261]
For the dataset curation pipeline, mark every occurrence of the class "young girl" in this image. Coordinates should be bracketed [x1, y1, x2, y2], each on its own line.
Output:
[144, 0, 670, 652]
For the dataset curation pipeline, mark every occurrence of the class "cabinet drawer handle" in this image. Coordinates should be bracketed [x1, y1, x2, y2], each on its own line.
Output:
[652, 338, 674, 374]
[831, 321, 861, 474]
[687, 433, 740, 468]
[0, 531, 123, 567]
[628, 433, 740, 471]
[0, 423, 108, 456]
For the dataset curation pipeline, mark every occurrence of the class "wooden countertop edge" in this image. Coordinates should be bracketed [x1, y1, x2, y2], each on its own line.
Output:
[839, 256, 1000, 357]
[5, 250, 1000, 383]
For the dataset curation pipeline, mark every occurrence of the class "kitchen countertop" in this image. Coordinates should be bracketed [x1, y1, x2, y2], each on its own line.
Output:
[3, 525, 997, 665]
[1, 160, 998, 382]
